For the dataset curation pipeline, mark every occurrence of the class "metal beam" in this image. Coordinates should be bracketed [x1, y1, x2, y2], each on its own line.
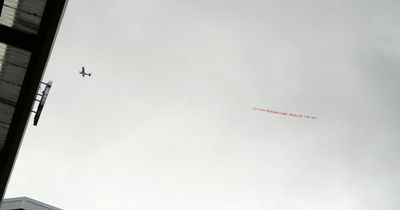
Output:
[0, 25, 35, 51]
[0, 0, 4, 17]
[0, 0, 68, 201]
[0, 97, 16, 107]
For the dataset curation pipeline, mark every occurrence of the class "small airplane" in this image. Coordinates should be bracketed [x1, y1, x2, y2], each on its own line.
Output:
[79, 67, 92, 77]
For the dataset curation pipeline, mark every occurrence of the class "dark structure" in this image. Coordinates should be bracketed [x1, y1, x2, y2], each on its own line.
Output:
[1, 197, 61, 210]
[0, 0, 68, 200]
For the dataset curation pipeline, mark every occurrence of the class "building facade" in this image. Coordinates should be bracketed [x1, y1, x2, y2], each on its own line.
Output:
[0, 197, 61, 210]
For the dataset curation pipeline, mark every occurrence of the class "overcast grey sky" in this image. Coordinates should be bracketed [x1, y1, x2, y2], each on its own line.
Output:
[5, 0, 400, 209]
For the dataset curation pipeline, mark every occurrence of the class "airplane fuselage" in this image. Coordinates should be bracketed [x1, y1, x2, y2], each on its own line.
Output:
[79, 71, 91, 77]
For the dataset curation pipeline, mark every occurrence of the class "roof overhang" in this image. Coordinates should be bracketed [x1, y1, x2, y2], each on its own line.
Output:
[1, 196, 62, 209]
[0, 0, 68, 200]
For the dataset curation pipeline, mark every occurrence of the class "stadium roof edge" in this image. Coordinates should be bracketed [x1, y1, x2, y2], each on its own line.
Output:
[0, 0, 68, 200]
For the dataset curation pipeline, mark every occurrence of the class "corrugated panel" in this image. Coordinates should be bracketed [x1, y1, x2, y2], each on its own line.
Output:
[1, 197, 62, 210]
[0, 42, 30, 149]
[0, 0, 16, 27]
[22, 201, 62, 210]
[0, 61, 26, 86]
[0, 42, 30, 102]
[0, 127, 8, 148]
[0, 199, 22, 209]
[0, 103, 13, 146]
[0, 0, 47, 34]
[0, 43, 31, 70]
[0, 103, 13, 122]
[0, 81, 21, 103]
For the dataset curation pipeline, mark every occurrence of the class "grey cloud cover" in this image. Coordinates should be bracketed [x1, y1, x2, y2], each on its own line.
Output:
[5, 0, 400, 209]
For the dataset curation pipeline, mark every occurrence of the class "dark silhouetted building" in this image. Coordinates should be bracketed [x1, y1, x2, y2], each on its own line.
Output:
[0, 0, 68, 201]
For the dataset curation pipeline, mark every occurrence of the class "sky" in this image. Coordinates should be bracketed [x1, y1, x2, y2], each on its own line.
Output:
[4, 0, 400, 209]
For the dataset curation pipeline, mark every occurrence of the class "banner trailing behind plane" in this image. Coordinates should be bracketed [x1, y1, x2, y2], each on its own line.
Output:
[252, 107, 317, 120]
